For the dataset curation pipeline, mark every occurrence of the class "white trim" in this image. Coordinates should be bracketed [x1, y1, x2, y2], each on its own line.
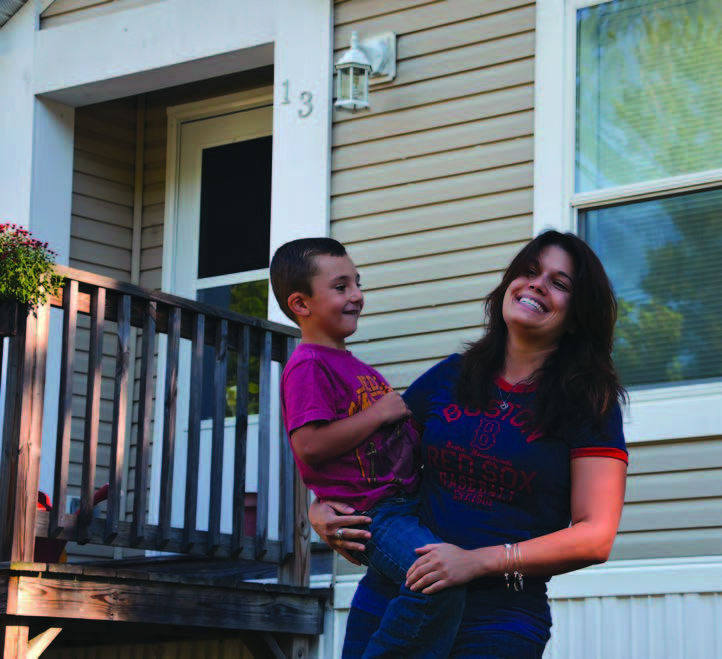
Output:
[161, 88, 274, 295]
[193, 269, 269, 292]
[548, 556, 722, 598]
[625, 381, 722, 443]
[330, 557, 722, 606]
[532, 0, 570, 235]
[534, 0, 722, 443]
[571, 168, 722, 209]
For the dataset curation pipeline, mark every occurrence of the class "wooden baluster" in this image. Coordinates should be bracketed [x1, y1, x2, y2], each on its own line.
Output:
[208, 318, 228, 554]
[255, 329, 272, 560]
[105, 294, 130, 543]
[131, 300, 156, 546]
[231, 324, 250, 556]
[279, 336, 297, 562]
[51, 280, 78, 538]
[78, 288, 105, 545]
[182, 313, 204, 551]
[158, 306, 180, 548]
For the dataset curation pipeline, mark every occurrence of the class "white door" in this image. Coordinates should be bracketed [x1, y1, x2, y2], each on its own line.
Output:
[163, 103, 278, 536]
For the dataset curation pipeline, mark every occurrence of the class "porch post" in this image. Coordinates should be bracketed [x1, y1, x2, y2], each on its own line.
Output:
[0, 304, 51, 563]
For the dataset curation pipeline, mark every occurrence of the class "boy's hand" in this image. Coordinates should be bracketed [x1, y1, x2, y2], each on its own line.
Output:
[371, 391, 411, 425]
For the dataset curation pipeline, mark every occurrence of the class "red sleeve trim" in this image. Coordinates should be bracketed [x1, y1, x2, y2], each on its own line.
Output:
[571, 447, 629, 465]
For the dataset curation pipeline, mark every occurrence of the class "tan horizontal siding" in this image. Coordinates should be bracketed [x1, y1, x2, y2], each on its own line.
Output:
[332, 163, 533, 220]
[361, 274, 500, 316]
[333, 136, 533, 196]
[69, 100, 137, 562]
[334, 188, 533, 242]
[613, 438, 722, 560]
[333, 2, 535, 395]
[398, 4, 536, 60]
[335, 0, 437, 25]
[334, 0, 533, 50]
[353, 328, 474, 368]
[333, 109, 534, 171]
[348, 214, 530, 266]
[353, 240, 525, 291]
[333, 84, 533, 147]
[334, 58, 534, 125]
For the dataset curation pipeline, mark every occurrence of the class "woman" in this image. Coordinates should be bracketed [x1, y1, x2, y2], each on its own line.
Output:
[310, 230, 628, 658]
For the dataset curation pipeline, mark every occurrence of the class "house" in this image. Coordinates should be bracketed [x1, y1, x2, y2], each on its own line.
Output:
[1, 0, 720, 657]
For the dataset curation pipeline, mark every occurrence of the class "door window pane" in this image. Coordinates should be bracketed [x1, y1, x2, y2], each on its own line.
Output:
[581, 188, 722, 387]
[197, 281, 269, 418]
[197, 136, 273, 279]
[576, 0, 722, 193]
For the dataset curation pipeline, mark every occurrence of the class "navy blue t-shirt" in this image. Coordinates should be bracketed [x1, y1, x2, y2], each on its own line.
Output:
[353, 354, 628, 643]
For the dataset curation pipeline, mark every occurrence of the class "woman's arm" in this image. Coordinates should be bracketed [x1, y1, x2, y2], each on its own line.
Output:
[309, 498, 372, 566]
[406, 456, 627, 593]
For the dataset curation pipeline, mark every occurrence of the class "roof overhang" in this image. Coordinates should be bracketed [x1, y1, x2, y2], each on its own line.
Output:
[0, 0, 28, 29]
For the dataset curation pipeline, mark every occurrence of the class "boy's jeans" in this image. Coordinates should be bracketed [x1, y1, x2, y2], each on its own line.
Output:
[350, 496, 465, 659]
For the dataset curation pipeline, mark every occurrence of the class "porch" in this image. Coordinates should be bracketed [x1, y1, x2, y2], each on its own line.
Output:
[0, 267, 325, 658]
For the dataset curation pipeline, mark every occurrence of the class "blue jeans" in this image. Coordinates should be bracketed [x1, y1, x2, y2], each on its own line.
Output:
[348, 496, 465, 659]
[344, 604, 546, 659]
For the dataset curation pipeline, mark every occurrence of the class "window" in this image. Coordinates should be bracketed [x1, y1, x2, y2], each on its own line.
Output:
[535, 0, 722, 441]
[196, 135, 273, 418]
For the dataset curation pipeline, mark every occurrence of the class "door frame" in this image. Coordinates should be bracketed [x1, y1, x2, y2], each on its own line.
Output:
[161, 86, 274, 294]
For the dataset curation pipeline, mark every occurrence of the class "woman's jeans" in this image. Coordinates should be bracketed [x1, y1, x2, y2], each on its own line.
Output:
[349, 496, 465, 659]
[344, 604, 546, 659]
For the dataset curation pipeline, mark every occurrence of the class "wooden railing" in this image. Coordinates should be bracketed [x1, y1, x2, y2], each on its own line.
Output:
[0, 267, 309, 585]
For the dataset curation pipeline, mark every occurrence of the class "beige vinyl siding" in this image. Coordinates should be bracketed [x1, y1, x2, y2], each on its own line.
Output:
[332, 0, 535, 389]
[69, 99, 137, 560]
[613, 437, 722, 560]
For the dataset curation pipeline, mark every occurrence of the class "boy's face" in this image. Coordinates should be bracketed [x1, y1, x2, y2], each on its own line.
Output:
[299, 254, 363, 349]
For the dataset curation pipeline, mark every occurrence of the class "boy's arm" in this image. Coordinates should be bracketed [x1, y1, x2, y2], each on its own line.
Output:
[291, 391, 409, 465]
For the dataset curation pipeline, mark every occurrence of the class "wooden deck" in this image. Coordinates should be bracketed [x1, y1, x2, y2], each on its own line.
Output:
[0, 561, 326, 634]
[0, 269, 321, 658]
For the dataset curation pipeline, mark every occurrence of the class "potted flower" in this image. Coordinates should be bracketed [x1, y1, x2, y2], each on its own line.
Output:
[0, 223, 64, 336]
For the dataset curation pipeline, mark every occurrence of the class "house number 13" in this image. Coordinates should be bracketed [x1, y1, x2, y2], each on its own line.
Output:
[281, 80, 313, 118]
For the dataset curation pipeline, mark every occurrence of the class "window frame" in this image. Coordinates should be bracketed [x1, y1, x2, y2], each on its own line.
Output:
[534, 0, 722, 444]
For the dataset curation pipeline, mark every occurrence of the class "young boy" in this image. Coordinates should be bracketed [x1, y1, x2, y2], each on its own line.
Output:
[270, 237, 464, 658]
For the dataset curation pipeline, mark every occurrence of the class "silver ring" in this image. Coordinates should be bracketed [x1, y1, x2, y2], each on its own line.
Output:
[334, 528, 344, 540]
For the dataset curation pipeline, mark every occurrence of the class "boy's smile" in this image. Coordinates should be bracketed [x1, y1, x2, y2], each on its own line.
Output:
[299, 254, 363, 349]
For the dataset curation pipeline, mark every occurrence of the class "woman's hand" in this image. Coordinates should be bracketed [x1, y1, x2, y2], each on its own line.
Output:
[406, 543, 483, 594]
[309, 499, 372, 566]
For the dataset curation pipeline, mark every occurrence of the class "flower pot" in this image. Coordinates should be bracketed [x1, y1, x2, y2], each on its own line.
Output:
[0, 300, 23, 337]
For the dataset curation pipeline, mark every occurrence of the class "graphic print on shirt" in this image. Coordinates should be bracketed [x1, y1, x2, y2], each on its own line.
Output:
[432, 398, 539, 508]
[349, 375, 414, 486]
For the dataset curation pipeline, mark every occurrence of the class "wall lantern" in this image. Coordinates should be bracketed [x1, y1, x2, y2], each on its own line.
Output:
[335, 31, 396, 112]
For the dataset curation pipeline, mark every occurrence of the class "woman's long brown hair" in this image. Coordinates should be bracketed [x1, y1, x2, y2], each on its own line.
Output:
[457, 230, 627, 437]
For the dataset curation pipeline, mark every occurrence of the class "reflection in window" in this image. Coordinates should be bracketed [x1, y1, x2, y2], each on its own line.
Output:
[581, 188, 722, 388]
[197, 281, 269, 417]
[576, 0, 722, 193]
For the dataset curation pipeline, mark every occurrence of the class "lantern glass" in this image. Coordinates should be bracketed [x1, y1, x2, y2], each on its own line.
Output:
[338, 67, 351, 102]
[350, 67, 368, 102]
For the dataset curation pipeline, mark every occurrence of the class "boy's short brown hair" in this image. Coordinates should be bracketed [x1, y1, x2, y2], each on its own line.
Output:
[270, 237, 347, 322]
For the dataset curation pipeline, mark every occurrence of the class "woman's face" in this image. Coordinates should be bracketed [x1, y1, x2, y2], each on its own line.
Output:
[502, 245, 575, 347]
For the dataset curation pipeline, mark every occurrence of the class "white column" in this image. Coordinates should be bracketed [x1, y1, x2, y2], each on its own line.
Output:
[0, 3, 37, 227]
[268, 0, 334, 325]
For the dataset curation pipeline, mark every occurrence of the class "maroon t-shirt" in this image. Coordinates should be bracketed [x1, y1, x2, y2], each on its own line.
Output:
[281, 343, 421, 511]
